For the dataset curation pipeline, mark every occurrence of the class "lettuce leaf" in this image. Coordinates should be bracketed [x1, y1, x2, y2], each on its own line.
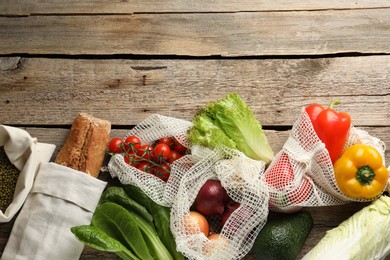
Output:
[187, 93, 274, 163]
[190, 115, 237, 150]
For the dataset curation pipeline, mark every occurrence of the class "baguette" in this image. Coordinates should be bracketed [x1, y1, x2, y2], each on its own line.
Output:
[55, 113, 111, 178]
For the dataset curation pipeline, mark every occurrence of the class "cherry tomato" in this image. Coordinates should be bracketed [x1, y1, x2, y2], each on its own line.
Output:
[108, 137, 123, 153]
[124, 154, 139, 167]
[153, 143, 171, 162]
[137, 161, 154, 174]
[136, 144, 154, 160]
[123, 135, 141, 153]
[168, 150, 183, 164]
[157, 137, 173, 147]
[154, 163, 170, 182]
[172, 138, 187, 152]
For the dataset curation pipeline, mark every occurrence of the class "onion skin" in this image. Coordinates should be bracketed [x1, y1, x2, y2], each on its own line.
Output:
[205, 234, 231, 256]
[193, 180, 229, 217]
[221, 201, 240, 227]
[184, 211, 209, 237]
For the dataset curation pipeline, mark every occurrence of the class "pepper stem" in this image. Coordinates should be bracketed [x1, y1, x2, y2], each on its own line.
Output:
[356, 165, 375, 185]
[329, 99, 341, 109]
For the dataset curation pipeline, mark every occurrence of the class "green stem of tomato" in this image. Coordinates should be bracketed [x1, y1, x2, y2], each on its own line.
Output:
[121, 143, 169, 173]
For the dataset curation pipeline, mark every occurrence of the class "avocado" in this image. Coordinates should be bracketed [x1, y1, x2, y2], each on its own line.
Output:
[253, 211, 313, 260]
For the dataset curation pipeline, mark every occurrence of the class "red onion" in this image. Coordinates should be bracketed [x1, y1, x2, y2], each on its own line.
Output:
[193, 180, 229, 217]
[221, 201, 240, 226]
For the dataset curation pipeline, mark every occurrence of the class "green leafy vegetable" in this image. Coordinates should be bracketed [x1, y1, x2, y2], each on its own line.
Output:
[190, 115, 237, 149]
[70, 225, 140, 260]
[187, 93, 274, 163]
[124, 185, 184, 260]
[303, 195, 390, 260]
[92, 202, 154, 260]
[132, 214, 174, 260]
[99, 186, 154, 227]
[71, 185, 183, 260]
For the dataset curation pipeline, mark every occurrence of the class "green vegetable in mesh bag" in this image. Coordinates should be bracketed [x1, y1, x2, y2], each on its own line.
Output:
[187, 93, 274, 163]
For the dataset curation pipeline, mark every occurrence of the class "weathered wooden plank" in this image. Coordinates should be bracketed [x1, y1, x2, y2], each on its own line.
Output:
[1, 10, 389, 56]
[1, 0, 389, 15]
[1, 56, 389, 126]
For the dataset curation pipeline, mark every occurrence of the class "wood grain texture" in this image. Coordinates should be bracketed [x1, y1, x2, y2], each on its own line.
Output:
[1, 9, 390, 56]
[1, 56, 389, 126]
[1, 1, 390, 15]
[1, 2, 389, 259]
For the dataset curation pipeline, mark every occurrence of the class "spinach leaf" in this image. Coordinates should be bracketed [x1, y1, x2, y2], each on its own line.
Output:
[133, 213, 174, 260]
[99, 186, 154, 227]
[70, 225, 139, 260]
[92, 202, 154, 260]
[123, 185, 184, 260]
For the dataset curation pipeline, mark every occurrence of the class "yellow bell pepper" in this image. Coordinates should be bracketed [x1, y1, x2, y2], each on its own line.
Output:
[334, 144, 389, 199]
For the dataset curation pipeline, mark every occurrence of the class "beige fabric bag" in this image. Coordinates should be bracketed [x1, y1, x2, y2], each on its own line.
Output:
[0, 125, 55, 223]
[2, 162, 107, 260]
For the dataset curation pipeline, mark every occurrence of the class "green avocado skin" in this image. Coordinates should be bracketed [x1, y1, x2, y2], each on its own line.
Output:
[253, 211, 313, 260]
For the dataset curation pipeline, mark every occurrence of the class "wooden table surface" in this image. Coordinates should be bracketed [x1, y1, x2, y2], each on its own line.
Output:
[1, 1, 389, 259]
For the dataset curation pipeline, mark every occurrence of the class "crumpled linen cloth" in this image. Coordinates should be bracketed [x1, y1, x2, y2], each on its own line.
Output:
[2, 162, 107, 260]
[0, 125, 55, 223]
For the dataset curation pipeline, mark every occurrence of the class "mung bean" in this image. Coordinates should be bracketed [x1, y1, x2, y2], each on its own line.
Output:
[0, 146, 20, 212]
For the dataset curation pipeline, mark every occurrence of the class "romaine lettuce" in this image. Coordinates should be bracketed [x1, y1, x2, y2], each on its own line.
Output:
[187, 93, 274, 163]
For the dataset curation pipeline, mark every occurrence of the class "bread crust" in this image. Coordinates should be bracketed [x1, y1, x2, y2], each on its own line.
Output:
[55, 113, 111, 178]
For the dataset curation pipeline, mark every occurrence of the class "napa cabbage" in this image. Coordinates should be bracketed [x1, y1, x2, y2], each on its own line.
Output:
[303, 195, 390, 260]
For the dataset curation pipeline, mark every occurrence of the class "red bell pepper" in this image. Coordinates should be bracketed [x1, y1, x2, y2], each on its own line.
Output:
[305, 100, 351, 164]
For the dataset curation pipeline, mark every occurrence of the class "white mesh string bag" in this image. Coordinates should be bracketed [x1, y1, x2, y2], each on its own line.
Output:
[108, 114, 193, 207]
[264, 108, 387, 213]
[170, 145, 269, 260]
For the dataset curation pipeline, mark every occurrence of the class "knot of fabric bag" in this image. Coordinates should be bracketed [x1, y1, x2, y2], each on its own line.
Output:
[0, 125, 36, 170]
[284, 136, 326, 172]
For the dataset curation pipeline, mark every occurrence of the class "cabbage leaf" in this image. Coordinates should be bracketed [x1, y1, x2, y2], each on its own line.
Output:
[303, 195, 390, 260]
